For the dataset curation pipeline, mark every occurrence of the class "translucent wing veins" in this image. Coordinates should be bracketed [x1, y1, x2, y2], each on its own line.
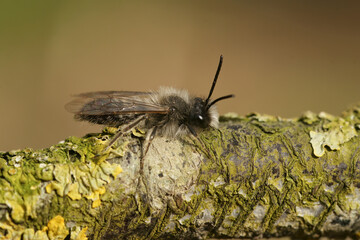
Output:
[65, 91, 169, 115]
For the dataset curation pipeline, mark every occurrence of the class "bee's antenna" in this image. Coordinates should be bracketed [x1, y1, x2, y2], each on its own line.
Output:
[205, 55, 223, 106]
[207, 94, 234, 109]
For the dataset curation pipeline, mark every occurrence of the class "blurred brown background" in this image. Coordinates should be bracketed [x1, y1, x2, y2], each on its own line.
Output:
[1, 0, 360, 151]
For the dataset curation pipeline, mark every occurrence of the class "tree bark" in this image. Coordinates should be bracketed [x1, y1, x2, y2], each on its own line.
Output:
[1, 106, 360, 240]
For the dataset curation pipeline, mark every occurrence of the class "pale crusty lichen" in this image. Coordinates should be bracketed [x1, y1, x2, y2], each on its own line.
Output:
[142, 137, 202, 212]
[247, 112, 281, 122]
[45, 159, 122, 208]
[219, 112, 243, 121]
[307, 112, 357, 157]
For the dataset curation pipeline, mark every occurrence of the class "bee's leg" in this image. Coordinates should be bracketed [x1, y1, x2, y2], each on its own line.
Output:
[143, 126, 158, 159]
[104, 115, 146, 151]
[138, 126, 158, 193]
[139, 126, 158, 175]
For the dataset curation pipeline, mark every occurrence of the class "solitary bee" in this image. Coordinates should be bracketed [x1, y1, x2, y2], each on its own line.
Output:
[66, 56, 234, 151]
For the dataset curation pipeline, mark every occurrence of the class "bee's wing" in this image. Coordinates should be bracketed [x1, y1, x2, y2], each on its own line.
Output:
[65, 91, 169, 115]
[74, 91, 151, 98]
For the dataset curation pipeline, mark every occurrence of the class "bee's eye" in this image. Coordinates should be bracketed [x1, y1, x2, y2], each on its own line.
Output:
[198, 115, 203, 121]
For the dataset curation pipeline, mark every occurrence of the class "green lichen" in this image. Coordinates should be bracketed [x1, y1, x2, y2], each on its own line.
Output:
[0, 151, 42, 223]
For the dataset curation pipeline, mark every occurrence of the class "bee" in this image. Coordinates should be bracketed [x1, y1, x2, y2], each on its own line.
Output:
[66, 56, 234, 152]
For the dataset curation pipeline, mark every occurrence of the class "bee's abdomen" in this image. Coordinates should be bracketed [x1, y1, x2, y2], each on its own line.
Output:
[75, 114, 143, 127]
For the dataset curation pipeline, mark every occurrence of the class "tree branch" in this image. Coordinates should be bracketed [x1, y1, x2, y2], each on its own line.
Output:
[1, 105, 360, 239]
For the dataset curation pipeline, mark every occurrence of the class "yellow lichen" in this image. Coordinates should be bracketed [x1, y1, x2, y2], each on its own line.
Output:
[45, 181, 64, 196]
[67, 183, 82, 200]
[7, 168, 17, 175]
[85, 186, 106, 208]
[111, 165, 123, 178]
[71, 226, 88, 240]
[132, 127, 146, 137]
[46, 215, 69, 240]
[102, 126, 118, 134]
[77, 227, 88, 240]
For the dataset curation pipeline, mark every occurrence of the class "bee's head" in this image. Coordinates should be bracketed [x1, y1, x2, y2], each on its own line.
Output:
[189, 97, 211, 129]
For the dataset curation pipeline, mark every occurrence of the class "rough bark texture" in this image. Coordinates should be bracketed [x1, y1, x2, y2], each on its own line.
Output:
[1, 105, 360, 240]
